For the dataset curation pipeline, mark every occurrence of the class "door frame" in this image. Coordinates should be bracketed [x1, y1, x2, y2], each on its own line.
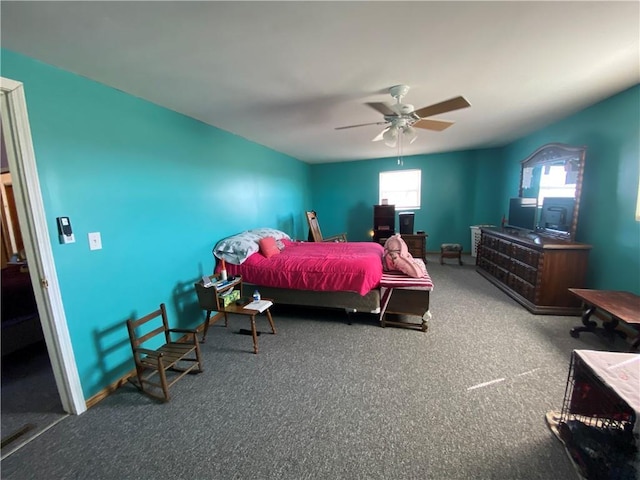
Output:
[1, 77, 86, 414]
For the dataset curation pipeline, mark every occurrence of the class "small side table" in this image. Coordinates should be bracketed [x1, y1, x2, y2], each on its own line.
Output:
[402, 233, 428, 261]
[194, 276, 276, 353]
[194, 275, 243, 342]
[220, 299, 276, 354]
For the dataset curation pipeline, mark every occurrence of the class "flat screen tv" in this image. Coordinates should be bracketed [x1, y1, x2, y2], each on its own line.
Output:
[539, 197, 575, 236]
[507, 197, 537, 231]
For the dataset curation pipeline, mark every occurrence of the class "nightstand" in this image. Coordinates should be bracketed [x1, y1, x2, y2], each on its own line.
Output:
[194, 275, 243, 342]
[194, 275, 277, 353]
[401, 233, 428, 261]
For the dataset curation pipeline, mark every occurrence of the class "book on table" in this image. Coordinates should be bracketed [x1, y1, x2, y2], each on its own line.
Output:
[243, 300, 272, 313]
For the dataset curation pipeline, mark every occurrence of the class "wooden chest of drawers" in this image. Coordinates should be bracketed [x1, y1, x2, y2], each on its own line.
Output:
[376, 233, 428, 261]
[401, 233, 427, 260]
[476, 228, 591, 315]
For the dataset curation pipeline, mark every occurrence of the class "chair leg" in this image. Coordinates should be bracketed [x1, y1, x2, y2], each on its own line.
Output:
[157, 358, 170, 402]
[132, 365, 145, 392]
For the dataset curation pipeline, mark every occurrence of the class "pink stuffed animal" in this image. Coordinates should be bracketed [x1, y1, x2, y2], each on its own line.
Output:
[383, 234, 425, 278]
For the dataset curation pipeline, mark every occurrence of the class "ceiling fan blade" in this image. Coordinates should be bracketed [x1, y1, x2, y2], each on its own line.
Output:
[413, 119, 455, 131]
[372, 127, 390, 142]
[365, 102, 397, 116]
[335, 121, 388, 130]
[414, 96, 470, 118]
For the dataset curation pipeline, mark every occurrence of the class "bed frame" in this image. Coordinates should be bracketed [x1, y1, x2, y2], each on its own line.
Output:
[243, 282, 381, 313]
[214, 239, 432, 323]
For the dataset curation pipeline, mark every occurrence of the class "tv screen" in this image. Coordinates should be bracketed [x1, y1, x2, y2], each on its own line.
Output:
[539, 197, 575, 234]
[507, 197, 537, 231]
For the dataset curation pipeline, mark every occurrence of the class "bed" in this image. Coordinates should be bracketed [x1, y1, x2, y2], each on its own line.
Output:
[212, 228, 433, 319]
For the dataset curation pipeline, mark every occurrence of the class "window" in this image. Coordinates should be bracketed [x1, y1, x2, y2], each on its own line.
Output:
[537, 164, 576, 204]
[379, 169, 421, 210]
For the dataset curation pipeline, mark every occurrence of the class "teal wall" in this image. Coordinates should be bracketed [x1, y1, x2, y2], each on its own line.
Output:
[311, 85, 640, 293]
[503, 85, 640, 292]
[2, 50, 311, 399]
[310, 148, 505, 249]
[3, 47, 638, 402]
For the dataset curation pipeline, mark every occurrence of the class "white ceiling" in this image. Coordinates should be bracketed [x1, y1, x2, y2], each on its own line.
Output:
[2, 1, 639, 164]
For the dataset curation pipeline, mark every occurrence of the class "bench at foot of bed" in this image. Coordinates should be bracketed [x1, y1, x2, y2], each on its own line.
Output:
[379, 260, 434, 332]
[382, 311, 431, 332]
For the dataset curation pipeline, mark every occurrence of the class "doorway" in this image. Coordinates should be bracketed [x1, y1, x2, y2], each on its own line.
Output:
[0, 77, 85, 457]
[1, 135, 66, 457]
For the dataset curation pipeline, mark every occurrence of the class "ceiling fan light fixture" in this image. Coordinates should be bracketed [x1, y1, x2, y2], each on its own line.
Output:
[383, 125, 398, 147]
[404, 126, 418, 144]
[334, 84, 470, 160]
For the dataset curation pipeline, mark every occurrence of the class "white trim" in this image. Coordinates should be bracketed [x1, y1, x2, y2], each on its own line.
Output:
[1, 77, 86, 414]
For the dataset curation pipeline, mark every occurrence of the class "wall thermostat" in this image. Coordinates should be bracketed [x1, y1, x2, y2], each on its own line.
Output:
[57, 216, 75, 244]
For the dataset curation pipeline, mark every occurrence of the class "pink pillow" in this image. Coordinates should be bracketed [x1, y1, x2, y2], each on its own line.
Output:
[259, 236, 280, 258]
[390, 256, 425, 278]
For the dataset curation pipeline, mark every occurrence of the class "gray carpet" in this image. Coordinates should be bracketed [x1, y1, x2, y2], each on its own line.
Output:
[1, 342, 67, 460]
[1, 255, 627, 479]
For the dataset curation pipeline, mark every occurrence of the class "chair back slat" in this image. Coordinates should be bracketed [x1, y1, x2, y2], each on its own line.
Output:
[128, 307, 162, 328]
[134, 325, 166, 346]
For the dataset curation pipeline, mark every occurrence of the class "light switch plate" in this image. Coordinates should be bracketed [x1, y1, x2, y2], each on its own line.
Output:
[88, 232, 102, 250]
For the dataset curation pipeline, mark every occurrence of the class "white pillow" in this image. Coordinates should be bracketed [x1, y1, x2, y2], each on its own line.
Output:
[213, 228, 290, 264]
[247, 228, 291, 241]
[213, 232, 260, 265]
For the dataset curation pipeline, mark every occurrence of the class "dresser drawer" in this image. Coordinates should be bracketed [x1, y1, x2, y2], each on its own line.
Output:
[402, 234, 426, 259]
[404, 237, 422, 250]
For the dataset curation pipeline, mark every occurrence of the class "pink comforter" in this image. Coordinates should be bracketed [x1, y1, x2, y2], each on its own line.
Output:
[224, 240, 384, 296]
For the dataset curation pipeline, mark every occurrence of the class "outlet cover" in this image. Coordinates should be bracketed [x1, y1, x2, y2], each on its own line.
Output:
[88, 232, 102, 250]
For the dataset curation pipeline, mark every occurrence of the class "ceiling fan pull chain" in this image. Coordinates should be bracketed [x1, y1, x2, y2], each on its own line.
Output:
[397, 129, 404, 166]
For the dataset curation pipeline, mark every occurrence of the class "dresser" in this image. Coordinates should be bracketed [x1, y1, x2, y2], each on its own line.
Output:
[401, 233, 427, 261]
[476, 227, 591, 315]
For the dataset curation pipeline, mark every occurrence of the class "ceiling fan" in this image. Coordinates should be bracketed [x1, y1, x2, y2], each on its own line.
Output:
[336, 85, 470, 147]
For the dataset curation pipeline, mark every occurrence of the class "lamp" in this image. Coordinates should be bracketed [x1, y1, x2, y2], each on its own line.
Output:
[387, 121, 416, 165]
[383, 125, 398, 147]
[404, 126, 418, 144]
[376, 117, 419, 165]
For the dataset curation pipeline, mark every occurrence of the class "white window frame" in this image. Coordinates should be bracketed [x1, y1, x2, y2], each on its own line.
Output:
[379, 169, 421, 210]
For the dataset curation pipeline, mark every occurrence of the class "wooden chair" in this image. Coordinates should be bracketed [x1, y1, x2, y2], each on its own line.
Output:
[306, 211, 347, 242]
[126, 303, 203, 402]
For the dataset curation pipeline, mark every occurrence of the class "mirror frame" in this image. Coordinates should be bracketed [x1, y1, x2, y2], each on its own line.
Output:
[518, 143, 586, 241]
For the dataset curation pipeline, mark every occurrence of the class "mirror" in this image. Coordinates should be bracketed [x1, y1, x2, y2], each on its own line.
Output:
[518, 143, 586, 241]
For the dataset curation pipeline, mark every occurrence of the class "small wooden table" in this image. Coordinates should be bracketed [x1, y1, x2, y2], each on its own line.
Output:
[194, 275, 276, 353]
[568, 289, 640, 351]
[219, 299, 276, 354]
